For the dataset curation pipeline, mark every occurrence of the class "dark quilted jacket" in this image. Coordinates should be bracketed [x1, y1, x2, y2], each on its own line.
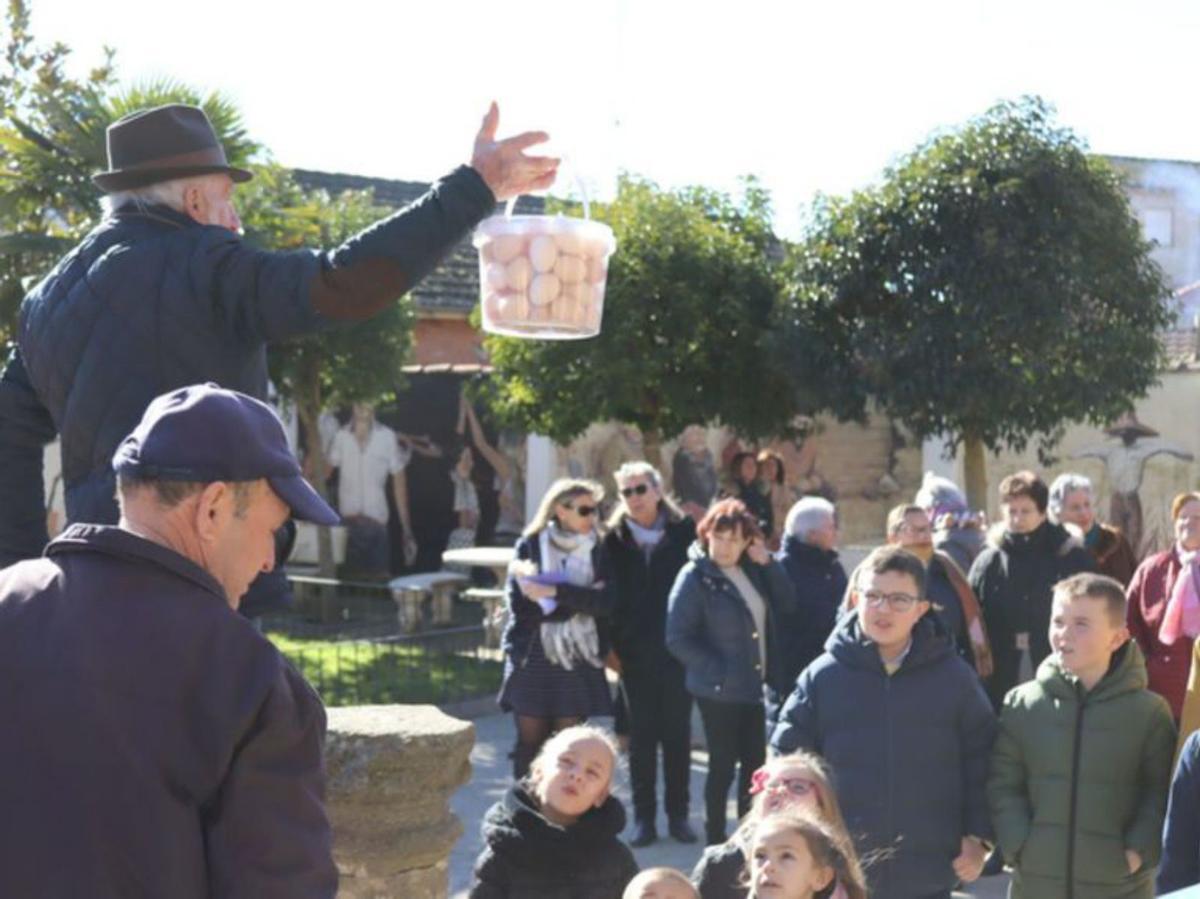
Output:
[470, 785, 639, 898]
[0, 166, 494, 604]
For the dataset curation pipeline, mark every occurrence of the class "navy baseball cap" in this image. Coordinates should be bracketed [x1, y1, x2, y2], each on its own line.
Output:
[112, 384, 340, 526]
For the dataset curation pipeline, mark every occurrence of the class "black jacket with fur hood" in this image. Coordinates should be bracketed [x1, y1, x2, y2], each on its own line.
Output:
[470, 784, 639, 898]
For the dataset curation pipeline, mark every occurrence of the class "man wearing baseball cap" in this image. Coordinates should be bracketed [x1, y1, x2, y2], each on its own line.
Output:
[0, 100, 556, 616]
[0, 384, 341, 896]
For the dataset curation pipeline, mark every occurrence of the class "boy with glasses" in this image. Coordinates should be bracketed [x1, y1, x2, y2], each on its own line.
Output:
[771, 545, 996, 899]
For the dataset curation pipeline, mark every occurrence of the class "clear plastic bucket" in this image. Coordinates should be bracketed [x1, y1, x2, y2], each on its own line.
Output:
[473, 194, 616, 339]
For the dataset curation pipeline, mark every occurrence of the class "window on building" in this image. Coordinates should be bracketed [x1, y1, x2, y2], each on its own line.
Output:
[1140, 208, 1174, 246]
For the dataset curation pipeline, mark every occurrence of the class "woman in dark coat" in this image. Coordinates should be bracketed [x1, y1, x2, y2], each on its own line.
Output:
[1048, 473, 1138, 586]
[604, 462, 698, 846]
[728, 452, 774, 541]
[499, 478, 614, 778]
[666, 498, 797, 845]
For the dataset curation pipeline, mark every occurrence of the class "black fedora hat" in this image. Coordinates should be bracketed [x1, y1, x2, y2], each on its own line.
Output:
[92, 104, 253, 192]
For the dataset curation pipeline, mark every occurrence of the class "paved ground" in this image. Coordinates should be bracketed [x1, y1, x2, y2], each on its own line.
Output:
[448, 712, 1008, 898]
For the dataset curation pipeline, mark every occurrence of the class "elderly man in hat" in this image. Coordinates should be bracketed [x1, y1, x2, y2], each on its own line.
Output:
[0, 383, 342, 896]
[0, 102, 555, 614]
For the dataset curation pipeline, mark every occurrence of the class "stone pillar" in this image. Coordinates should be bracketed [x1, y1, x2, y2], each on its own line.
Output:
[326, 705, 474, 898]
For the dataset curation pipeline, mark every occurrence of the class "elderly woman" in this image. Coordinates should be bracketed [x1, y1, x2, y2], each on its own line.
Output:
[773, 497, 846, 697]
[915, 471, 987, 574]
[1127, 491, 1200, 722]
[498, 478, 615, 778]
[1048, 472, 1138, 586]
[666, 499, 797, 845]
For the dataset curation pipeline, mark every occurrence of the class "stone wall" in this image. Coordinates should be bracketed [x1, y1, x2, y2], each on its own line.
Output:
[326, 705, 474, 898]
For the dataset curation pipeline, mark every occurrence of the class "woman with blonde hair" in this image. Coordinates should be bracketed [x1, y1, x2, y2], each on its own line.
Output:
[499, 478, 616, 778]
[691, 751, 864, 899]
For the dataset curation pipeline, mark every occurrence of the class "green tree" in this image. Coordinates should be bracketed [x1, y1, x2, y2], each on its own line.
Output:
[0, 0, 256, 341]
[246, 167, 414, 576]
[479, 174, 800, 467]
[784, 97, 1174, 508]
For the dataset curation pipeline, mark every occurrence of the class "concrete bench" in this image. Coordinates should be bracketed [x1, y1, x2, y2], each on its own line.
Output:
[388, 572, 470, 632]
[461, 587, 507, 647]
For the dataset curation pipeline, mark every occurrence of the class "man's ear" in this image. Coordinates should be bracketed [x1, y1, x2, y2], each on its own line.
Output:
[1111, 624, 1131, 651]
[194, 481, 231, 543]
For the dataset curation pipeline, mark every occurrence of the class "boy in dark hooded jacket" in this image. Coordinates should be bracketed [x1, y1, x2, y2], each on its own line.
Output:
[988, 573, 1176, 899]
[770, 546, 996, 899]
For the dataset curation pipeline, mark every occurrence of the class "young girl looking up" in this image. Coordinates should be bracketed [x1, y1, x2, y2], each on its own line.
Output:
[692, 752, 862, 899]
[471, 725, 639, 898]
[747, 812, 867, 899]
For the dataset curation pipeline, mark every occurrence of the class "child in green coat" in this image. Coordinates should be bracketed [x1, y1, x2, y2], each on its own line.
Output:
[988, 573, 1177, 899]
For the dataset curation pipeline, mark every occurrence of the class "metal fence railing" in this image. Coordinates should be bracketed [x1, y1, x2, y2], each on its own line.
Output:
[263, 575, 503, 707]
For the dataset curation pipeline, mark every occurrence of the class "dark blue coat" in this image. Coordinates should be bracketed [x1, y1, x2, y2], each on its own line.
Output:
[0, 524, 334, 897]
[0, 167, 494, 610]
[775, 536, 848, 686]
[665, 543, 798, 705]
[1161, 731, 1200, 894]
[770, 613, 996, 899]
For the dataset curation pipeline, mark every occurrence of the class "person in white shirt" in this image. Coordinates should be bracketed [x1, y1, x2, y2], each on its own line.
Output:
[328, 403, 415, 577]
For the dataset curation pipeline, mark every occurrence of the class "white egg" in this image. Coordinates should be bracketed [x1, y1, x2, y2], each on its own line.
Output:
[586, 253, 607, 283]
[497, 293, 530, 322]
[529, 273, 561, 306]
[490, 234, 525, 264]
[555, 231, 584, 255]
[554, 254, 586, 284]
[506, 256, 532, 291]
[529, 236, 559, 272]
[485, 263, 508, 290]
[549, 298, 571, 323]
[483, 292, 504, 322]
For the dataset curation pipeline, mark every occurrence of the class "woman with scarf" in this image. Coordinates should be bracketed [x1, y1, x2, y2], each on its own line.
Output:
[1048, 472, 1139, 586]
[1127, 491, 1200, 723]
[499, 478, 615, 779]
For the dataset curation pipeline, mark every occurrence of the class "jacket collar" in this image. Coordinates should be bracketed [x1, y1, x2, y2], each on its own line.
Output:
[106, 202, 197, 232]
[46, 523, 228, 603]
[781, 535, 839, 566]
[826, 611, 952, 674]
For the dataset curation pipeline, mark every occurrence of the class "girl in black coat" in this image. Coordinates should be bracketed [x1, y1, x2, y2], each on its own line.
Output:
[471, 725, 639, 899]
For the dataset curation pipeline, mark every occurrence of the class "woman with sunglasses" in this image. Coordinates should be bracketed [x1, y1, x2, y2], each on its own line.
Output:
[498, 477, 615, 779]
[603, 462, 699, 847]
[666, 498, 798, 846]
[692, 751, 862, 899]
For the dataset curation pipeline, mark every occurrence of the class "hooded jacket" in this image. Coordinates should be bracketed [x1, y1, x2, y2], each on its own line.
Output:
[770, 613, 996, 899]
[1160, 730, 1200, 894]
[470, 784, 639, 899]
[666, 543, 798, 704]
[988, 641, 1176, 899]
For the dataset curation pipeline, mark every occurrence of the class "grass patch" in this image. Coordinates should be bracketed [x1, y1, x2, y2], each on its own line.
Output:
[270, 633, 502, 706]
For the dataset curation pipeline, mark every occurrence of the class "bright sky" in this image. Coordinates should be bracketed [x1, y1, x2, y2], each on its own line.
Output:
[24, 0, 1200, 238]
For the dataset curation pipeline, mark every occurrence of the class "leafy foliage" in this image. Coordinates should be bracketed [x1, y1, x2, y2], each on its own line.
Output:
[784, 97, 1173, 461]
[479, 174, 799, 447]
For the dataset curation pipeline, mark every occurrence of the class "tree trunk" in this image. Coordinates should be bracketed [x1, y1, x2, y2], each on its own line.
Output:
[641, 427, 664, 471]
[963, 434, 988, 514]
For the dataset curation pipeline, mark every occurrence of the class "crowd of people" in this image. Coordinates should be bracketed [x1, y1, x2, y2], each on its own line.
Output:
[471, 461, 1200, 899]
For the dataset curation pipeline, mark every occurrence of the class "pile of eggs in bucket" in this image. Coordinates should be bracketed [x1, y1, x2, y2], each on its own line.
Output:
[473, 216, 616, 339]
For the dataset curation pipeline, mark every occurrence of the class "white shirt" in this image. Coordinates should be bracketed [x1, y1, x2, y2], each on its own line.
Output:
[329, 423, 409, 524]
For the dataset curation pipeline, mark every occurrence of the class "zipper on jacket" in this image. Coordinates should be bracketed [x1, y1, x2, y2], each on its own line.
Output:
[884, 671, 895, 898]
[1065, 684, 1086, 899]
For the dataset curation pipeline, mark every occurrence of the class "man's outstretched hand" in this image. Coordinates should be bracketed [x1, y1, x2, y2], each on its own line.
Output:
[471, 102, 559, 201]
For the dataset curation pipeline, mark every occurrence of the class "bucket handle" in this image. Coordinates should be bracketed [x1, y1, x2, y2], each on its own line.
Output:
[503, 156, 591, 220]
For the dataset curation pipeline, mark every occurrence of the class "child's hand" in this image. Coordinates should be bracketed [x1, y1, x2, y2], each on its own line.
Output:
[953, 836, 987, 882]
[518, 578, 557, 601]
[1125, 849, 1142, 874]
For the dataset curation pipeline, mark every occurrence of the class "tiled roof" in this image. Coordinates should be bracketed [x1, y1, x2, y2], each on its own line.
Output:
[292, 168, 544, 315]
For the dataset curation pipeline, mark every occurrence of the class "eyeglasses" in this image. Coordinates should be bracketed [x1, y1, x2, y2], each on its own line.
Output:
[749, 769, 817, 797]
[567, 504, 597, 517]
[620, 483, 651, 498]
[862, 590, 919, 612]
